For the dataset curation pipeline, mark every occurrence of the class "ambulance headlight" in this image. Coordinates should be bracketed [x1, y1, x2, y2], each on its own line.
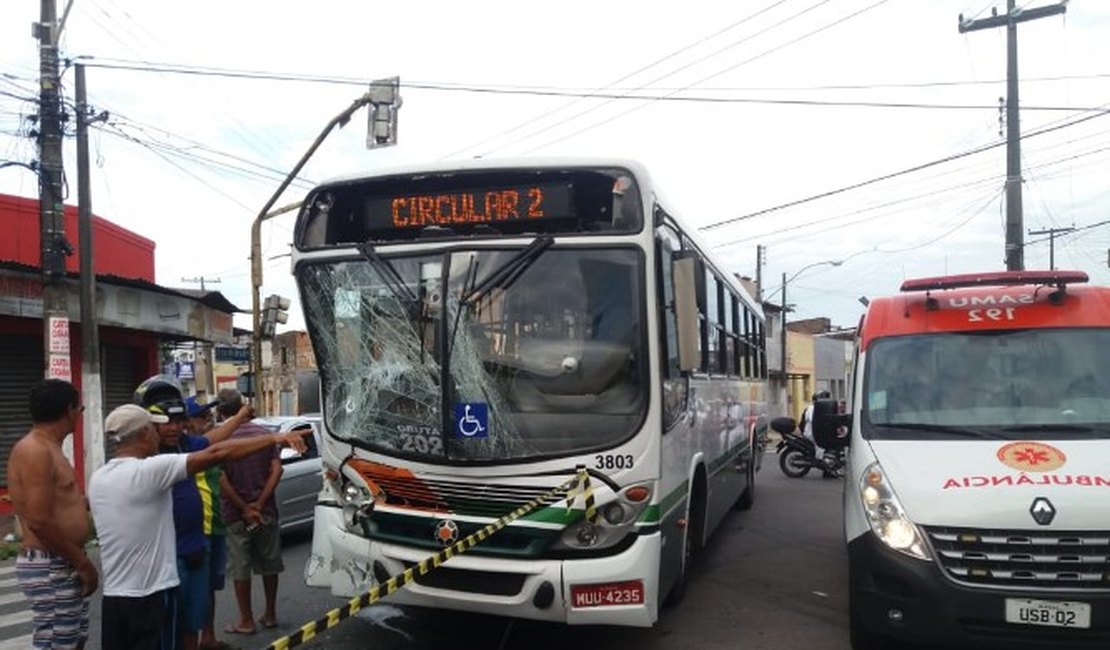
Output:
[859, 462, 931, 561]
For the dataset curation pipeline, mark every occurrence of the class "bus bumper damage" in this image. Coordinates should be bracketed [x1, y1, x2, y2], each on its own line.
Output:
[306, 503, 661, 627]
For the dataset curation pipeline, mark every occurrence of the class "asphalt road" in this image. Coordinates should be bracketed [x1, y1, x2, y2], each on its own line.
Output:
[226, 457, 854, 650]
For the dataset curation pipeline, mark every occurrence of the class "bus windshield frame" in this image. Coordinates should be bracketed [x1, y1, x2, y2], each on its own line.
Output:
[295, 244, 649, 465]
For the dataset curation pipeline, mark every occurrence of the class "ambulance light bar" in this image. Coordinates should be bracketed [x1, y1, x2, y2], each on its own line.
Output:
[900, 270, 1088, 293]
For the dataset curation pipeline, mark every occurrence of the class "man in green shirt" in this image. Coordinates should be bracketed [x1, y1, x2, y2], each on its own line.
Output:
[185, 396, 233, 650]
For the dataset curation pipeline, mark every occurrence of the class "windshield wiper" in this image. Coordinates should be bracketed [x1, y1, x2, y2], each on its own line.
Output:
[356, 242, 418, 304]
[999, 424, 1105, 433]
[461, 236, 554, 305]
[872, 422, 1010, 439]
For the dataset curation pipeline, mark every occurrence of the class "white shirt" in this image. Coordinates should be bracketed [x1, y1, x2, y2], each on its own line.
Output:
[801, 403, 816, 438]
[88, 454, 188, 597]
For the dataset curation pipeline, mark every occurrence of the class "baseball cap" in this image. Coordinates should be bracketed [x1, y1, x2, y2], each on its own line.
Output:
[184, 395, 219, 419]
[105, 404, 169, 443]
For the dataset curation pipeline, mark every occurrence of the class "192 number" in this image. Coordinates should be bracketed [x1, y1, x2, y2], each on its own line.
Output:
[968, 307, 1016, 322]
[595, 454, 634, 470]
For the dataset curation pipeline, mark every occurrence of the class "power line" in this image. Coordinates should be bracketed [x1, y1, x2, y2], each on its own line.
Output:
[69, 56, 1110, 93]
[517, 0, 895, 155]
[72, 62, 1104, 112]
[471, 0, 838, 157]
[438, 0, 792, 160]
[700, 106, 1110, 232]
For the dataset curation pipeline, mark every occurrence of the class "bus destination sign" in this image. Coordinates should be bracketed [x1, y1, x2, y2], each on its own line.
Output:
[368, 182, 574, 229]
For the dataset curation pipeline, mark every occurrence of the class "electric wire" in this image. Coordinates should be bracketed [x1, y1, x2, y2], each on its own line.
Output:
[471, 0, 837, 157]
[72, 57, 1110, 93]
[438, 0, 792, 160]
[517, 0, 895, 155]
[702, 105, 1110, 233]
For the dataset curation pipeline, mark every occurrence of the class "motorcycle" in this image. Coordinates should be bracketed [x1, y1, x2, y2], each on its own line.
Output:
[770, 416, 847, 479]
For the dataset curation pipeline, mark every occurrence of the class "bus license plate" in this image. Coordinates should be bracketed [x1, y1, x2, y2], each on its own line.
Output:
[570, 581, 644, 608]
[1005, 598, 1091, 629]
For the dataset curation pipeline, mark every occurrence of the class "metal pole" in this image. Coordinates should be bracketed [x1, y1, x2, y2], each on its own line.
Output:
[781, 272, 788, 415]
[76, 63, 104, 481]
[249, 93, 371, 411]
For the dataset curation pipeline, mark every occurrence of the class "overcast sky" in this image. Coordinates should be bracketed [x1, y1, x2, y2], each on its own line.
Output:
[2, 0, 1108, 334]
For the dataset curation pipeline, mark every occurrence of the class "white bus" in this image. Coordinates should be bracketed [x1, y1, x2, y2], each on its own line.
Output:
[297, 158, 769, 626]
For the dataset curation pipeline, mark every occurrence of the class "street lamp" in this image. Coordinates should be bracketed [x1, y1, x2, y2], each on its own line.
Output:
[779, 259, 843, 417]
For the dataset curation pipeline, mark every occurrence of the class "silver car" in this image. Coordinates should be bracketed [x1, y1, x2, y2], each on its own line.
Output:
[253, 415, 323, 534]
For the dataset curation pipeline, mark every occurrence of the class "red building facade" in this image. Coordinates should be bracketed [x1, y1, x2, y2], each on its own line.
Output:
[0, 193, 237, 507]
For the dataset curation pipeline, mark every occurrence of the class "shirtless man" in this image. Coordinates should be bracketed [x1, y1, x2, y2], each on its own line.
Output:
[8, 379, 98, 649]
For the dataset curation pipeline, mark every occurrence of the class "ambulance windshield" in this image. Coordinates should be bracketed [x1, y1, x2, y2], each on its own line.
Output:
[863, 328, 1110, 439]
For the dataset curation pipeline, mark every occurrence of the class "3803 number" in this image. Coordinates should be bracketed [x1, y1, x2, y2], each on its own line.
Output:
[595, 454, 634, 470]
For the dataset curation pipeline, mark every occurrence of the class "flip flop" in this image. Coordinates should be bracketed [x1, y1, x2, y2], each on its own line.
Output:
[258, 618, 279, 629]
[224, 623, 256, 635]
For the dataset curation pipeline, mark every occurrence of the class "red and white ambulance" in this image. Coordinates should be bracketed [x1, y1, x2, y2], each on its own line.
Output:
[821, 271, 1110, 649]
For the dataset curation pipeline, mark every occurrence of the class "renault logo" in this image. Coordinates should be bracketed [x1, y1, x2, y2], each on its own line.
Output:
[1030, 497, 1056, 526]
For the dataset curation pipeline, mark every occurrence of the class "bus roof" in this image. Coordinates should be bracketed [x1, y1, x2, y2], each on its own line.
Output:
[859, 271, 1110, 350]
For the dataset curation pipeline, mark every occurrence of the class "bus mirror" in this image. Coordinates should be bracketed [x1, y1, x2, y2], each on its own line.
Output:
[672, 256, 700, 373]
[813, 398, 850, 448]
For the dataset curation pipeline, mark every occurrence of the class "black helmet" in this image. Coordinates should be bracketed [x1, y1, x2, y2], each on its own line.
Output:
[134, 375, 186, 419]
[815, 390, 832, 400]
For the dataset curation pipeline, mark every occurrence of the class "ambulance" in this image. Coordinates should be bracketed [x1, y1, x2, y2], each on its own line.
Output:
[812, 270, 1110, 649]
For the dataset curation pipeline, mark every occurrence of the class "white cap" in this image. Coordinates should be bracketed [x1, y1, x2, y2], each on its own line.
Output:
[105, 404, 168, 443]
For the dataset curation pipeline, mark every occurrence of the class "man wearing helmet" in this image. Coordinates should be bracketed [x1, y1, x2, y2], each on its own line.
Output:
[133, 376, 252, 650]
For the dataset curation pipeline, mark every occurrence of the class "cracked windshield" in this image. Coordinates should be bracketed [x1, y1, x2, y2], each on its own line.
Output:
[298, 247, 644, 462]
[865, 329, 1110, 438]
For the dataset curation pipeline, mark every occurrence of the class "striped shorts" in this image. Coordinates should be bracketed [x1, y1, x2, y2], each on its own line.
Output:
[15, 549, 90, 649]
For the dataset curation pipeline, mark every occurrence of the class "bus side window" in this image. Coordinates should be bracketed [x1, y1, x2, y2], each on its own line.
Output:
[656, 234, 687, 431]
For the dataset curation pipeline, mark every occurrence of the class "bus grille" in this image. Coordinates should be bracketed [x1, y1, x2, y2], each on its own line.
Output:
[374, 475, 565, 517]
[925, 526, 1110, 591]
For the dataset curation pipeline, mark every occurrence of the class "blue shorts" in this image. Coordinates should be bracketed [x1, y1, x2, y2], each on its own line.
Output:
[207, 535, 227, 591]
[175, 551, 210, 633]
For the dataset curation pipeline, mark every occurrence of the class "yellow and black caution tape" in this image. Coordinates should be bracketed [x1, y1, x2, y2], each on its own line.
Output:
[263, 466, 596, 650]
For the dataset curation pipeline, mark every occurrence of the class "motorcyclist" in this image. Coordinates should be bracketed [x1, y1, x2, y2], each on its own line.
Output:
[800, 390, 836, 477]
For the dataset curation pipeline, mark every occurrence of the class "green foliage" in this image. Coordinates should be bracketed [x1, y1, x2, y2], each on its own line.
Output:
[0, 542, 19, 561]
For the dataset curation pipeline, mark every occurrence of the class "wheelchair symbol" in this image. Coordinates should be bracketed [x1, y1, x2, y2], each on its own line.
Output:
[454, 403, 488, 438]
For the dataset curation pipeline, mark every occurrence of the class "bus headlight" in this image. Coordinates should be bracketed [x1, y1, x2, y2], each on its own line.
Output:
[553, 483, 652, 551]
[859, 462, 931, 561]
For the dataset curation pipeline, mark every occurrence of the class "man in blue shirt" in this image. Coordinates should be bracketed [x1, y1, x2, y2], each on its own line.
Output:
[135, 377, 252, 650]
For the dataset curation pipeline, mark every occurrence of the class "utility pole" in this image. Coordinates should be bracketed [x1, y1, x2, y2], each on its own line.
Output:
[755, 245, 765, 302]
[780, 271, 788, 383]
[36, 0, 76, 466]
[181, 276, 222, 399]
[959, 0, 1067, 271]
[1028, 226, 1075, 270]
[76, 63, 109, 481]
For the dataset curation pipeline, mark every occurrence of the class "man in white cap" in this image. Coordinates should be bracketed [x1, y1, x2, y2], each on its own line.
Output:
[88, 404, 310, 650]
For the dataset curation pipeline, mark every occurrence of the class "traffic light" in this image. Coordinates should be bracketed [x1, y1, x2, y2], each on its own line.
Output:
[260, 294, 290, 338]
[366, 76, 401, 149]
